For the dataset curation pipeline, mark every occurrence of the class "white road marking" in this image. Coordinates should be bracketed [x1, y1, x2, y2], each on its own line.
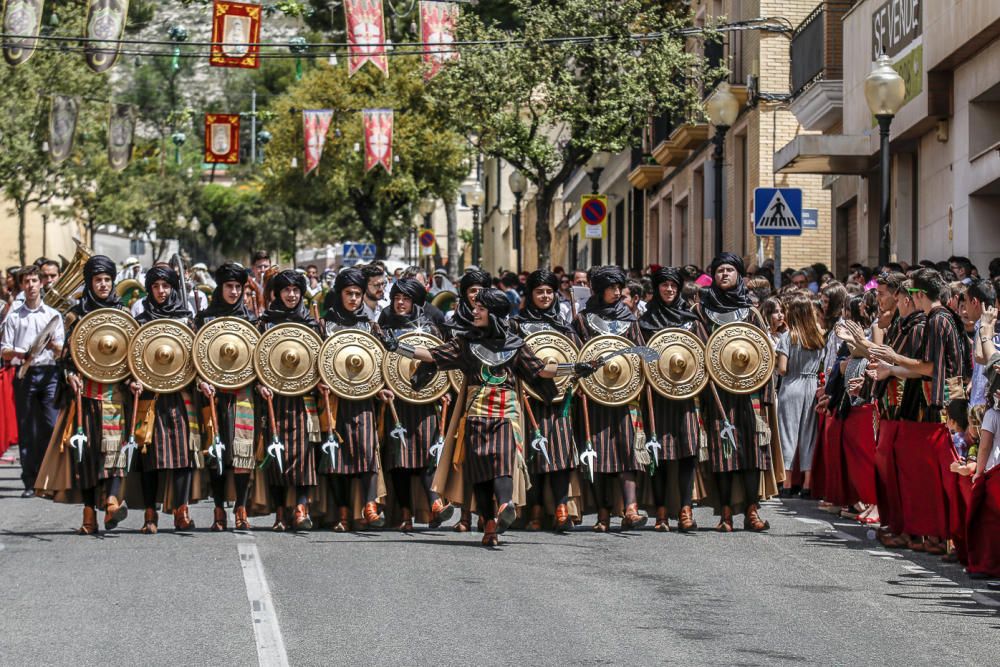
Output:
[238, 543, 289, 667]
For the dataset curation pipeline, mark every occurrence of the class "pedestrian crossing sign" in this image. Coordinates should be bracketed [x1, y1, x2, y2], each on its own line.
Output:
[754, 187, 803, 237]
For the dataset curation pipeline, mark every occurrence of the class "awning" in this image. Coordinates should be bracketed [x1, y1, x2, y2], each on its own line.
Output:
[774, 134, 876, 175]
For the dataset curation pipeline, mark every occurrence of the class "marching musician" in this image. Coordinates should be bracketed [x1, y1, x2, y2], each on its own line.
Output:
[257, 270, 322, 531]
[194, 263, 257, 532]
[573, 265, 649, 532]
[639, 267, 707, 532]
[321, 268, 386, 531]
[129, 266, 201, 533]
[385, 288, 596, 546]
[692, 253, 774, 532]
[60, 256, 130, 534]
[512, 269, 581, 532]
[2, 265, 64, 498]
[377, 277, 455, 531]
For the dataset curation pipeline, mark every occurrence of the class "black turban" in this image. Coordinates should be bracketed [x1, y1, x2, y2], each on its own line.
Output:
[261, 269, 315, 326]
[455, 287, 522, 353]
[196, 262, 253, 325]
[323, 268, 368, 327]
[390, 277, 426, 307]
[582, 265, 634, 322]
[460, 270, 492, 300]
[137, 266, 190, 323]
[640, 266, 698, 333]
[76, 255, 120, 314]
[449, 269, 493, 334]
[700, 252, 752, 314]
[515, 269, 574, 337]
[379, 278, 430, 331]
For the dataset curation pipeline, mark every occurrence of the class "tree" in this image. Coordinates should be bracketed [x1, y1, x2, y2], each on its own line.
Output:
[260, 55, 468, 259]
[431, 0, 717, 268]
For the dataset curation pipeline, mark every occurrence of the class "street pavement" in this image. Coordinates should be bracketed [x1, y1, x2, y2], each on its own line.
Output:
[1, 461, 998, 666]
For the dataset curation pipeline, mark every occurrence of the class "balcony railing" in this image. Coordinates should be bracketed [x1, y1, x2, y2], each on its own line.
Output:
[790, 1, 853, 98]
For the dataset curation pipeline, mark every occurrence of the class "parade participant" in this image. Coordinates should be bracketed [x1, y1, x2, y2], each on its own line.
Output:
[386, 288, 595, 546]
[639, 267, 707, 532]
[2, 265, 64, 497]
[130, 266, 201, 533]
[574, 265, 649, 532]
[318, 267, 386, 530]
[692, 253, 775, 532]
[194, 263, 257, 532]
[258, 270, 322, 531]
[60, 256, 130, 533]
[378, 277, 454, 530]
[513, 268, 581, 532]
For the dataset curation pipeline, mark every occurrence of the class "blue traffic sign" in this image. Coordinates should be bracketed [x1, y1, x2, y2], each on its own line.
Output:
[754, 188, 803, 237]
[801, 208, 819, 229]
[342, 242, 377, 266]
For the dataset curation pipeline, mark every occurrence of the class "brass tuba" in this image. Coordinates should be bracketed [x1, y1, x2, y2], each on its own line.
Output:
[43, 241, 92, 314]
[431, 289, 457, 313]
[115, 278, 145, 307]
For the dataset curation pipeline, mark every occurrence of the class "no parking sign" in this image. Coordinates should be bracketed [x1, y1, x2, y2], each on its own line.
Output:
[580, 194, 608, 240]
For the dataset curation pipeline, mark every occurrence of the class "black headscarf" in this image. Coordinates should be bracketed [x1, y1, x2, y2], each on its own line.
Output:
[322, 268, 368, 327]
[582, 265, 635, 321]
[449, 269, 492, 333]
[136, 266, 190, 323]
[515, 269, 574, 336]
[260, 269, 316, 326]
[196, 262, 254, 325]
[378, 278, 428, 331]
[76, 255, 120, 315]
[640, 267, 698, 333]
[459, 287, 523, 352]
[699, 252, 753, 314]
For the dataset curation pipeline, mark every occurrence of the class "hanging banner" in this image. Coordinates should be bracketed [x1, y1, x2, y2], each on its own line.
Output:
[419, 1, 459, 81]
[303, 109, 334, 176]
[344, 0, 388, 77]
[108, 104, 135, 171]
[2, 0, 45, 66]
[49, 96, 79, 165]
[84, 0, 130, 73]
[363, 109, 393, 174]
[204, 113, 240, 164]
[210, 0, 262, 69]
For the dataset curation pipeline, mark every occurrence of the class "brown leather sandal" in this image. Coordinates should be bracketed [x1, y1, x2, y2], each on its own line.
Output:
[526, 505, 544, 531]
[593, 508, 610, 533]
[745, 504, 770, 532]
[678, 505, 697, 532]
[211, 507, 228, 532]
[332, 506, 349, 533]
[481, 519, 499, 546]
[622, 503, 648, 530]
[397, 508, 414, 532]
[554, 503, 572, 532]
[78, 506, 99, 535]
[653, 506, 670, 532]
[272, 506, 286, 533]
[233, 506, 251, 531]
[173, 504, 195, 531]
[453, 509, 471, 532]
[140, 508, 159, 535]
[293, 503, 313, 531]
[715, 506, 734, 533]
[429, 499, 455, 529]
[363, 501, 385, 528]
[104, 496, 128, 531]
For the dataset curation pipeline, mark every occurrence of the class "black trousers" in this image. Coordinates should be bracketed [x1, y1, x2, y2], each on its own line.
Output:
[14, 366, 59, 490]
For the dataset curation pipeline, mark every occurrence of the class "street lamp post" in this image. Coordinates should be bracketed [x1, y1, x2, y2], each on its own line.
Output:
[464, 181, 485, 267]
[586, 151, 611, 194]
[864, 54, 906, 268]
[418, 196, 436, 271]
[705, 82, 740, 258]
[508, 170, 527, 273]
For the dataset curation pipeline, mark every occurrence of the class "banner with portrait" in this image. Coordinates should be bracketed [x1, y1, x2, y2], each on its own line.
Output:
[2, 0, 45, 67]
[49, 95, 79, 165]
[363, 108, 393, 174]
[345, 0, 388, 77]
[210, 0, 261, 69]
[84, 0, 130, 73]
[419, 1, 459, 80]
[303, 109, 334, 176]
[204, 113, 240, 164]
[107, 104, 135, 171]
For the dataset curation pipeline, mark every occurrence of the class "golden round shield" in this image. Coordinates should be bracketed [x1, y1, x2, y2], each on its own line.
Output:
[382, 331, 449, 404]
[70, 308, 139, 383]
[705, 322, 775, 395]
[254, 323, 323, 396]
[524, 330, 578, 402]
[128, 319, 197, 393]
[193, 317, 260, 390]
[643, 329, 708, 400]
[318, 328, 385, 400]
[577, 334, 645, 406]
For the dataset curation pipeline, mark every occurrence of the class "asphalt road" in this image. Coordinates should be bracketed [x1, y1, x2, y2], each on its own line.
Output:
[1, 462, 998, 666]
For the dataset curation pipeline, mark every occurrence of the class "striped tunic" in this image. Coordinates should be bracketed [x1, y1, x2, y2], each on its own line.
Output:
[74, 381, 127, 488]
[140, 391, 194, 470]
[921, 306, 963, 414]
[430, 339, 548, 484]
[265, 394, 317, 487]
[693, 305, 773, 473]
[645, 320, 708, 462]
[214, 389, 256, 470]
[390, 400, 436, 470]
[573, 316, 645, 474]
[875, 311, 926, 421]
[320, 397, 379, 475]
